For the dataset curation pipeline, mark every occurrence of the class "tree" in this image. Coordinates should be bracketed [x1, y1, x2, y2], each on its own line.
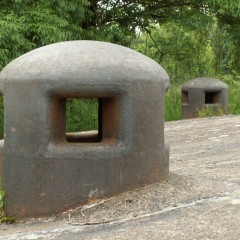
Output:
[0, 0, 88, 69]
[1, 0, 240, 72]
[82, 0, 240, 70]
[84, 1, 240, 35]
[132, 22, 215, 84]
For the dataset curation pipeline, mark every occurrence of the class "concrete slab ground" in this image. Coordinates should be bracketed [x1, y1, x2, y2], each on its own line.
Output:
[1, 115, 240, 239]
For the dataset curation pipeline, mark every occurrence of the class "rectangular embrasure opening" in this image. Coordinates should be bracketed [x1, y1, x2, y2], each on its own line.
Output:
[65, 97, 118, 143]
[182, 90, 189, 104]
[66, 98, 100, 142]
[205, 91, 221, 104]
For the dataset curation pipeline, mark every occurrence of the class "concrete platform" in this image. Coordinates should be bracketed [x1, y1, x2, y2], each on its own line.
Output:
[1, 115, 240, 239]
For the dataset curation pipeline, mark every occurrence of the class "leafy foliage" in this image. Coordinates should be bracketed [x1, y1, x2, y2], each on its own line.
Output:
[0, 182, 15, 223]
[66, 99, 98, 132]
[0, 0, 88, 68]
[132, 22, 215, 84]
[0, 189, 6, 222]
[0, 0, 240, 72]
[219, 74, 240, 115]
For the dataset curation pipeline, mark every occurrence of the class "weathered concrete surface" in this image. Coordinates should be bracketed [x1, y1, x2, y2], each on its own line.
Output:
[0, 40, 169, 218]
[1, 115, 240, 239]
[182, 77, 228, 118]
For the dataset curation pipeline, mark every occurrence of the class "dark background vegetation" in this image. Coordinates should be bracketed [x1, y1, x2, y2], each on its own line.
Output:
[0, 0, 240, 136]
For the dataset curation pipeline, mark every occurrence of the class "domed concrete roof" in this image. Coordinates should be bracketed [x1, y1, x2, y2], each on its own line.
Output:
[182, 77, 228, 90]
[0, 41, 169, 90]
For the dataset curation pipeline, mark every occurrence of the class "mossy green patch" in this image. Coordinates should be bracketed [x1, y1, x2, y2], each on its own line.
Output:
[0, 191, 6, 221]
[0, 216, 16, 224]
[0, 191, 16, 224]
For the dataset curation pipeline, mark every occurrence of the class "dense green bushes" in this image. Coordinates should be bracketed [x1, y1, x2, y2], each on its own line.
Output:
[220, 75, 240, 115]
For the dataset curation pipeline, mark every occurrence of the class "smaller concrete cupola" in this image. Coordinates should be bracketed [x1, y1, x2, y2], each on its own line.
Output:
[181, 77, 228, 119]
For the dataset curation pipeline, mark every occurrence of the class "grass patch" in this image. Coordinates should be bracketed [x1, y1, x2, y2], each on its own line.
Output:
[0, 176, 16, 223]
[0, 190, 5, 216]
[0, 190, 8, 223]
[165, 85, 181, 121]
[197, 105, 224, 118]
[227, 83, 240, 115]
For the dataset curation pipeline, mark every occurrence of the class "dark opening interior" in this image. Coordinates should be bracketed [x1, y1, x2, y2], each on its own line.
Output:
[65, 97, 117, 143]
[182, 91, 189, 104]
[205, 91, 221, 104]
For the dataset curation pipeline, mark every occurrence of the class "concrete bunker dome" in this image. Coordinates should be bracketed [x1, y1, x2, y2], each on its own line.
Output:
[0, 40, 170, 218]
[181, 77, 228, 119]
[0, 40, 169, 88]
[182, 77, 228, 90]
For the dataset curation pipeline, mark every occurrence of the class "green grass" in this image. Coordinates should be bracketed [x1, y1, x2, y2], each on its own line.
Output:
[0, 178, 4, 209]
[165, 85, 182, 121]
[196, 105, 224, 118]
[218, 74, 240, 115]
[228, 84, 240, 115]
[0, 178, 6, 221]
[0, 178, 15, 223]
